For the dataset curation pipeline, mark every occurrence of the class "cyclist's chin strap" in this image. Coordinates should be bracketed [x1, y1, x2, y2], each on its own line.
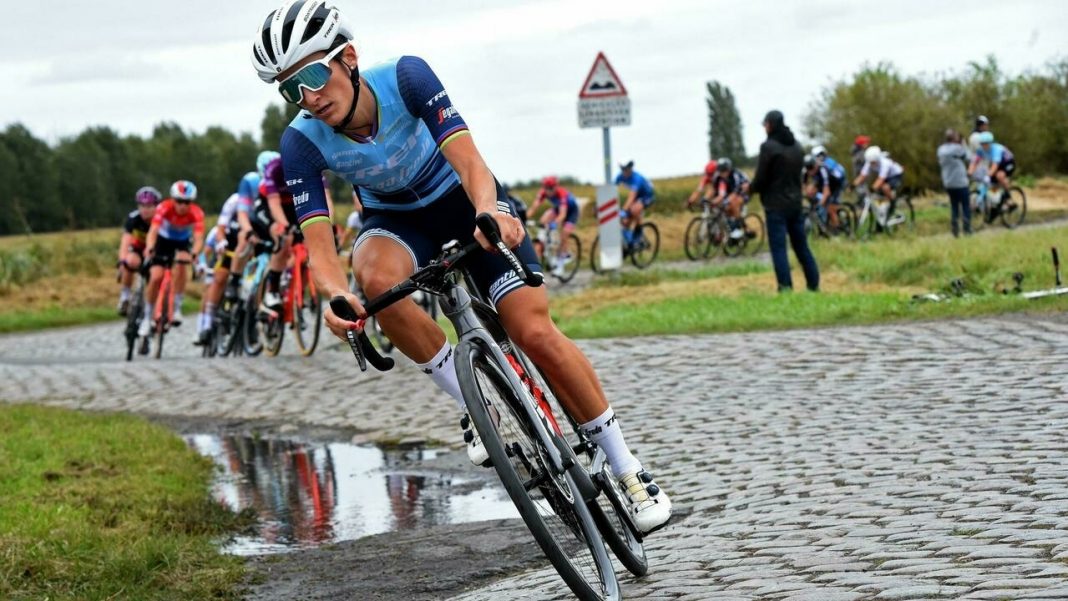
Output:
[332, 61, 362, 135]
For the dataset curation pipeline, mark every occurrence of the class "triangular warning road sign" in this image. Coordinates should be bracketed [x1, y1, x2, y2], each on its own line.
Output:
[579, 52, 628, 99]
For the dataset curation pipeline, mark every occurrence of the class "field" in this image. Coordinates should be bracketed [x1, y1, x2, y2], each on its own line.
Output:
[1, 176, 1067, 335]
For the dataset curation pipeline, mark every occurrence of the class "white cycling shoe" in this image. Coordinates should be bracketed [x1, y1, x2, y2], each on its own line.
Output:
[460, 414, 490, 467]
[137, 315, 153, 338]
[618, 470, 673, 534]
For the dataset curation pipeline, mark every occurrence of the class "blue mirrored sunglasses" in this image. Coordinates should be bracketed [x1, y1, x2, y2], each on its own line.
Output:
[277, 44, 346, 104]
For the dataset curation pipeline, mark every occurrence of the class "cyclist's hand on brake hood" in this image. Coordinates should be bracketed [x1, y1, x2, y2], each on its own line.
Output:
[474, 211, 524, 252]
[324, 291, 367, 342]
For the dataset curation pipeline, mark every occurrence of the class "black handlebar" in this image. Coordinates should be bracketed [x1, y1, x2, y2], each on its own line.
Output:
[329, 296, 395, 373]
[475, 212, 543, 288]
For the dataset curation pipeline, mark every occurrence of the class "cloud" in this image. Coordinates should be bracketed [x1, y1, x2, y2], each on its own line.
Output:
[28, 52, 161, 86]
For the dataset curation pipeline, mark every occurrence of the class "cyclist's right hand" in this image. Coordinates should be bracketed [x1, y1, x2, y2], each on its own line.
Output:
[324, 291, 367, 342]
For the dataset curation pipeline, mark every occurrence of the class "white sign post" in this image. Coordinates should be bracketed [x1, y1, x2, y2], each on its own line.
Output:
[578, 52, 630, 272]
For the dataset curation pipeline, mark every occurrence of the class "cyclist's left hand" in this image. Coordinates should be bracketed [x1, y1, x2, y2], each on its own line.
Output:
[474, 211, 524, 251]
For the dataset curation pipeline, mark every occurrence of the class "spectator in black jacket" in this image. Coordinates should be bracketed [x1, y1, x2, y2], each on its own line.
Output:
[748, 110, 819, 292]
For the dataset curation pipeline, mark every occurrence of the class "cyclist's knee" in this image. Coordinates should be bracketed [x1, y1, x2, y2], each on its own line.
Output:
[509, 319, 562, 361]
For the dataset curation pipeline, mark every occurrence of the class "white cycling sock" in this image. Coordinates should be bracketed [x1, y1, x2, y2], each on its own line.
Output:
[120, 287, 131, 301]
[174, 293, 184, 311]
[204, 303, 215, 329]
[581, 407, 642, 478]
[144, 302, 154, 320]
[417, 341, 465, 412]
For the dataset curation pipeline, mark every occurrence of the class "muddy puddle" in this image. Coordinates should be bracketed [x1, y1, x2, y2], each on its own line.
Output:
[184, 433, 517, 555]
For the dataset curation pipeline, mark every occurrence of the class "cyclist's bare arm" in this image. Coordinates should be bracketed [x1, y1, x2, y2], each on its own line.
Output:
[821, 184, 831, 204]
[441, 134, 524, 250]
[145, 224, 160, 255]
[324, 183, 336, 222]
[118, 232, 132, 263]
[266, 192, 288, 233]
[191, 231, 205, 258]
[235, 211, 253, 254]
[307, 220, 365, 338]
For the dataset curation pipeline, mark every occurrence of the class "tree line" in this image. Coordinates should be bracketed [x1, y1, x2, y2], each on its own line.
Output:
[0, 103, 302, 236]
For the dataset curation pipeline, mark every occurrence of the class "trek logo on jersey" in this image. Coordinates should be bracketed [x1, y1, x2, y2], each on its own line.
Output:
[426, 90, 448, 107]
[437, 106, 459, 124]
[293, 191, 310, 207]
[287, 178, 303, 186]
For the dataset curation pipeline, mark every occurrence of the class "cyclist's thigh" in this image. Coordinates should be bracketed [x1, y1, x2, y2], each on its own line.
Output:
[351, 212, 435, 295]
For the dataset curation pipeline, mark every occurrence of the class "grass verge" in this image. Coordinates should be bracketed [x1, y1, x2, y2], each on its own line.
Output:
[0, 404, 251, 600]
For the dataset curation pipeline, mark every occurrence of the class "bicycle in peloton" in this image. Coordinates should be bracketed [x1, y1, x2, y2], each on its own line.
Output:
[121, 262, 149, 361]
[205, 236, 275, 357]
[852, 187, 914, 238]
[257, 227, 322, 357]
[334, 214, 648, 601]
[141, 260, 179, 359]
[684, 199, 765, 260]
[802, 194, 856, 240]
[529, 220, 582, 283]
[970, 180, 1027, 230]
[589, 213, 660, 273]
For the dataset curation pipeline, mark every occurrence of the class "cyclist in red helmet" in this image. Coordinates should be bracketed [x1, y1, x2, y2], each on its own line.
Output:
[686, 160, 718, 208]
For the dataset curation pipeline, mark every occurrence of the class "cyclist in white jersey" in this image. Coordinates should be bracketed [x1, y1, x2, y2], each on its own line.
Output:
[853, 146, 905, 201]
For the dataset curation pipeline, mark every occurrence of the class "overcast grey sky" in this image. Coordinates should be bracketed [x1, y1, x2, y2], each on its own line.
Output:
[1, 0, 1065, 183]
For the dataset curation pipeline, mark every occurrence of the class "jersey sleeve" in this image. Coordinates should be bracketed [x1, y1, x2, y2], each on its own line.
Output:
[237, 175, 259, 213]
[878, 161, 891, 179]
[192, 205, 206, 235]
[859, 163, 871, 178]
[396, 55, 470, 149]
[123, 213, 136, 233]
[280, 127, 332, 230]
[151, 202, 169, 226]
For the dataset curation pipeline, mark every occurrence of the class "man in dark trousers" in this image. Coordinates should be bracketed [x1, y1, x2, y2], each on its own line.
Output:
[747, 110, 819, 292]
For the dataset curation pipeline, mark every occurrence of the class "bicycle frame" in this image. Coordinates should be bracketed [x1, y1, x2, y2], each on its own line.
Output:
[152, 267, 175, 325]
[283, 240, 315, 324]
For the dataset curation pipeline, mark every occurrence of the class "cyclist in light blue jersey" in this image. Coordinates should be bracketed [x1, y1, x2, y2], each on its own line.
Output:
[614, 160, 656, 246]
[250, 0, 671, 533]
[968, 131, 1016, 199]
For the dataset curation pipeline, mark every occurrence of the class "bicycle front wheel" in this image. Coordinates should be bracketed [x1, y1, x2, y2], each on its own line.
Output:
[1000, 187, 1027, 228]
[292, 267, 322, 357]
[684, 216, 713, 260]
[154, 290, 169, 360]
[589, 235, 603, 274]
[743, 213, 766, 255]
[456, 338, 619, 601]
[630, 222, 659, 268]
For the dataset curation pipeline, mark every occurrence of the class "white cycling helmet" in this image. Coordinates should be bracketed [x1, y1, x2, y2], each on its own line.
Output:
[864, 146, 882, 163]
[811, 145, 827, 157]
[251, 0, 354, 83]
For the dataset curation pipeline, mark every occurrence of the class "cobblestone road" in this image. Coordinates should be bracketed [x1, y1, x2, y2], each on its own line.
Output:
[2, 314, 1067, 600]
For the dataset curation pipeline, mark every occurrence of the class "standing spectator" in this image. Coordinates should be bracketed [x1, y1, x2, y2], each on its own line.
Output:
[937, 129, 971, 237]
[968, 115, 991, 187]
[851, 135, 871, 180]
[748, 110, 819, 292]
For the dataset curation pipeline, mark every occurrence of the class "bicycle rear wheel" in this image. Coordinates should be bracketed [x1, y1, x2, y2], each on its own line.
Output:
[630, 222, 659, 268]
[742, 213, 766, 255]
[214, 297, 241, 357]
[292, 265, 322, 356]
[834, 206, 855, 238]
[456, 338, 619, 601]
[257, 276, 285, 357]
[1000, 186, 1027, 228]
[241, 294, 264, 356]
[124, 293, 143, 362]
[553, 233, 582, 283]
[589, 235, 603, 274]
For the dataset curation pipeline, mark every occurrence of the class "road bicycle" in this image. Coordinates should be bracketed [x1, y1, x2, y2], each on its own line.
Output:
[970, 181, 1027, 230]
[257, 229, 322, 357]
[684, 200, 765, 260]
[122, 263, 148, 362]
[334, 214, 648, 600]
[530, 221, 582, 283]
[141, 260, 179, 359]
[853, 187, 914, 238]
[589, 214, 660, 273]
[803, 195, 856, 240]
[205, 237, 278, 358]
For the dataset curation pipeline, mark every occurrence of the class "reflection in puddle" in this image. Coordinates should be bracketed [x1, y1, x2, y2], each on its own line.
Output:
[184, 434, 517, 555]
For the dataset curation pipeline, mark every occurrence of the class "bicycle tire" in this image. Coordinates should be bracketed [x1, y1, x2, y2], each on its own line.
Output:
[834, 206, 856, 239]
[511, 352, 648, 578]
[743, 213, 766, 255]
[684, 216, 710, 261]
[555, 233, 582, 283]
[455, 337, 619, 601]
[124, 292, 143, 362]
[257, 275, 285, 357]
[899, 195, 915, 232]
[154, 285, 170, 360]
[292, 264, 322, 356]
[630, 222, 659, 268]
[241, 293, 264, 356]
[589, 235, 602, 274]
[1000, 186, 1027, 229]
[215, 296, 241, 357]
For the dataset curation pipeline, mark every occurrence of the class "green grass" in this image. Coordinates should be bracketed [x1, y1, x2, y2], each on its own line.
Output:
[552, 223, 1068, 338]
[0, 298, 202, 334]
[0, 404, 251, 601]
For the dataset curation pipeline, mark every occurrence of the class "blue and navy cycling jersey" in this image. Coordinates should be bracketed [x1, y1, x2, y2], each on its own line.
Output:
[236, 171, 261, 214]
[615, 170, 655, 201]
[976, 143, 1014, 165]
[821, 156, 847, 183]
[281, 55, 470, 230]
